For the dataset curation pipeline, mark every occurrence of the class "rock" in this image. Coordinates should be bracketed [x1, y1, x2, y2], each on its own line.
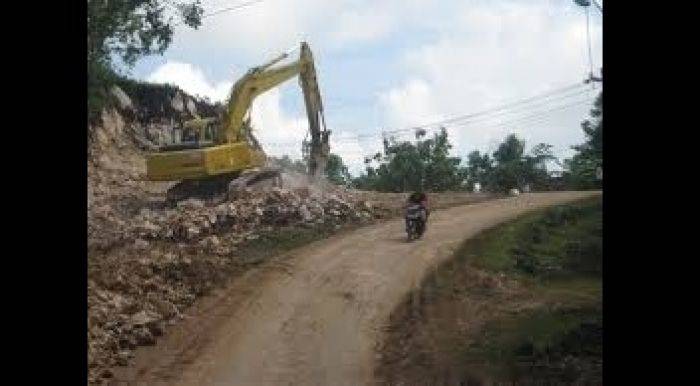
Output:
[110, 86, 133, 111]
[101, 368, 114, 379]
[116, 351, 130, 366]
[118, 336, 136, 350]
[171, 92, 185, 112]
[178, 198, 205, 209]
[186, 98, 198, 117]
[147, 296, 177, 320]
[186, 226, 200, 239]
[201, 235, 220, 248]
[134, 327, 156, 346]
[298, 205, 312, 222]
[147, 321, 164, 337]
[134, 239, 149, 250]
[130, 310, 160, 327]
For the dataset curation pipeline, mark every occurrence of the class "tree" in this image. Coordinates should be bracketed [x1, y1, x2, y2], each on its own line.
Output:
[88, 0, 204, 118]
[325, 154, 351, 185]
[486, 134, 558, 192]
[352, 128, 466, 192]
[491, 134, 527, 192]
[465, 150, 494, 191]
[421, 129, 465, 191]
[88, 0, 203, 69]
[523, 143, 557, 190]
[564, 92, 602, 189]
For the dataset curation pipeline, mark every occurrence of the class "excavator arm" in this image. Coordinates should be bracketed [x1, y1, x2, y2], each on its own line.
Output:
[217, 42, 330, 178]
[298, 43, 330, 179]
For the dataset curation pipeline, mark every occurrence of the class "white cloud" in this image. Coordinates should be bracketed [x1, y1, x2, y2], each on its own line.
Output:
[249, 87, 309, 159]
[146, 61, 232, 102]
[167, 0, 443, 58]
[378, 0, 603, 161]
[170, 0, 348, 58]
[330, 7, 396, 45]
[146, 61, 310, 159]
[380, 78, 443, 128]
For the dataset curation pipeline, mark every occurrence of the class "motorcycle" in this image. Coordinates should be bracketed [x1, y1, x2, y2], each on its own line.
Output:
[405, 204, 426, 242]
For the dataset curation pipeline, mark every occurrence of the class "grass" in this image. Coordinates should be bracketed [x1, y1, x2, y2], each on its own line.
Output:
[459, 196, 603, 383]
[376, 196, 603, 385]
[463, 305, 603, 383]
[464, 197, 602, 280]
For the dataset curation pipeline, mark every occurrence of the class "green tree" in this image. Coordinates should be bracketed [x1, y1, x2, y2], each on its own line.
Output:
[87, 0, 203, 118]
[491, 134, 526, 192]
[564, 92, 603, 189]
[352, 128, 466, 192]
[325, 154, 351, 185]
[421, 129, 465, 191]
[465, 150, 494, 191]
[523, 143, 557, 190]
[487, 134, 558, 192]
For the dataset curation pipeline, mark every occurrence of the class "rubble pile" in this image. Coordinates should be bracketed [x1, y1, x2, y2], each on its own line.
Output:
[87, 247, 229, 383]
[87, 180, 391, 383]
[89, 183, 389, 252]
[86, 84, 403, 383]
[133, 187, 382, 242]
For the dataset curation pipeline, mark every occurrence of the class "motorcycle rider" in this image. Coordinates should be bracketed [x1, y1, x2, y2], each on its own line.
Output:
[406, 191, 429, 235]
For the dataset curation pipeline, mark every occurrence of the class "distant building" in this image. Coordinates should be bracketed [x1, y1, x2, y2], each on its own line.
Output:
[473, 182, 481, 193]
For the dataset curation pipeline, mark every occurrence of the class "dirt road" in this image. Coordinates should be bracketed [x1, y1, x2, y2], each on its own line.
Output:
[113, 191, 600, 385]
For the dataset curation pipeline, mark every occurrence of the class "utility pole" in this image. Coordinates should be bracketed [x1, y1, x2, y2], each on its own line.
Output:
[574, 0, 602, 85]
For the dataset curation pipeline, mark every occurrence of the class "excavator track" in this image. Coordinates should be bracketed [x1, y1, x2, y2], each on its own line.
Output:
[165, 168, 283, 206]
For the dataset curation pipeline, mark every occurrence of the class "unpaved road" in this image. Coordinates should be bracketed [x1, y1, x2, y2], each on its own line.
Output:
[112, 191, 600, 385]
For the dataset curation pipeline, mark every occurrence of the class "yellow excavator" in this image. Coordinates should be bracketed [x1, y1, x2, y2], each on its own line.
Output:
[146, 42, 330, 203]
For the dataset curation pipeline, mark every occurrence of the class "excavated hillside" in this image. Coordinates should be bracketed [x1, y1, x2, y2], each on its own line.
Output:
[86, 81, 495, 384]
[87, 82, 379, 384]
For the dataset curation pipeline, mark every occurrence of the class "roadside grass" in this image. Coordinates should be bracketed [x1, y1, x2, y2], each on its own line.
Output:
[459, 196, 603, 383]
[464, 197, 602, 279]
[377, 196, 603, 385]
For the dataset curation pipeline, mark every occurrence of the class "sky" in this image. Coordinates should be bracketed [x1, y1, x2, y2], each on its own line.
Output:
[132, 0, 603, 175]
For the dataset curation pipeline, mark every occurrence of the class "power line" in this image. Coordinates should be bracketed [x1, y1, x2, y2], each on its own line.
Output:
[381, 82, 588, 135]
[325, 84, 592, 121]
[257, 85, 599, 148]
[433, 87, 593, 126]
[449, 96, 597, 132]
[202, 0, 264, 19]
[324, 95, 597, 146]
[171, 0, 264, 27]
